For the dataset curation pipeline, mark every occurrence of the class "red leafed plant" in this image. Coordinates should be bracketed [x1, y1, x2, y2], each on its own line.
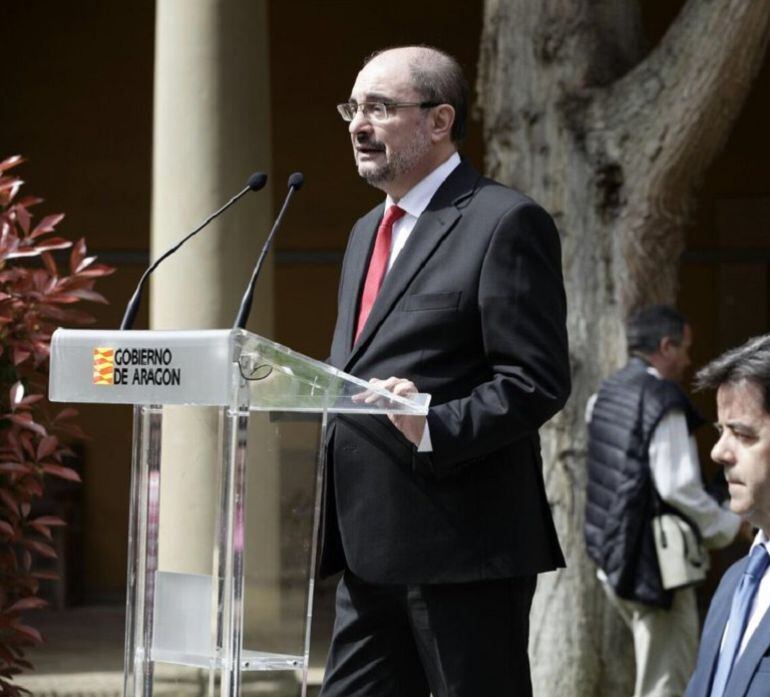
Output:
[0, 155, 114, 694]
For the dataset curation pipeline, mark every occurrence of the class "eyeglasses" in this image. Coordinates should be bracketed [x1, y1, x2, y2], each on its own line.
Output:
[336, 101, 440, 123]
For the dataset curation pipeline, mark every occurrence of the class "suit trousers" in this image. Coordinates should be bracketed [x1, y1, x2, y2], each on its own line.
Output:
[601, 579, 699, 697]
[319, 570, 537, 697]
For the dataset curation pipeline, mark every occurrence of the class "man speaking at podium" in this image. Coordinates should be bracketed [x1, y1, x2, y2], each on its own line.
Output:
[320, 46, 571, 697]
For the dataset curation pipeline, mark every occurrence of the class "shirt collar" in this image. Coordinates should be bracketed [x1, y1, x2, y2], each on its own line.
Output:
[646, 366, 663, 380]
[385, 152, 461, 219]
[751, 528, 770, 555]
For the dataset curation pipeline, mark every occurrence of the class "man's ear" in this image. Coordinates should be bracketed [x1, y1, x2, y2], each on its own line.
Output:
[430, 105, 455, 143]
[659, 336, 675, 356]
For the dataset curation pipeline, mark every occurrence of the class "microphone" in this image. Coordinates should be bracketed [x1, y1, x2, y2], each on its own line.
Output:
[233, 172, 304, 330]
[119, 171, 268, 330]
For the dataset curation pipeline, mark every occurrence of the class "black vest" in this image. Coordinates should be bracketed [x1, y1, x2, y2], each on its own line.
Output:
[585, 357, 704, 607]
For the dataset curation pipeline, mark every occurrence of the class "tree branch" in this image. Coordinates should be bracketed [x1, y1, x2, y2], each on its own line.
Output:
[604, 0, 770, 193]
[477, 0, 646, 190]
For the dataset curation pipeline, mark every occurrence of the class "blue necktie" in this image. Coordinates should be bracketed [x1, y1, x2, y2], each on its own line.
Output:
[709, 545, 770, 697]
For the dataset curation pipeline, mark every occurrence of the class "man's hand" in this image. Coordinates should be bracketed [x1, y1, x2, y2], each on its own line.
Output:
[363, 377, 426, 447]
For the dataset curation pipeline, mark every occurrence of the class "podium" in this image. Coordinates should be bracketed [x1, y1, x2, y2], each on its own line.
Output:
[49, 328, 429, 697]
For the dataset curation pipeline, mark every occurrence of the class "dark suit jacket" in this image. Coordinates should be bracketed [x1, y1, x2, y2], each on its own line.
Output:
[320, 159, 571, 585]
[685, 555, 770, 697]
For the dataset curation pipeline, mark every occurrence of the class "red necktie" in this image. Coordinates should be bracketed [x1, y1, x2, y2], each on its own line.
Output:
[355, 205, 406, 343]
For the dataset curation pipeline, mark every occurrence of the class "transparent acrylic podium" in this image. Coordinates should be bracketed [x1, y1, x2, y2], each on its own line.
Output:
[49, 328, 429, 697]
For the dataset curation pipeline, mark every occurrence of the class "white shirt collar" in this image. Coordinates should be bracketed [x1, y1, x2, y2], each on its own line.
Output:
[385, 152, 461, 219]
[646, 365, 663, 380]
[751, 528, 770, 555]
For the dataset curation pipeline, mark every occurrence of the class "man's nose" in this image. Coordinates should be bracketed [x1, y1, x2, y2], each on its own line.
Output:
[711, 433, 734, 467]
[349, 108, 371, 135]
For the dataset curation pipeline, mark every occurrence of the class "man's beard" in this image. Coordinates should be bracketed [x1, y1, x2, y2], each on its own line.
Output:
[356, 131, 432, 188]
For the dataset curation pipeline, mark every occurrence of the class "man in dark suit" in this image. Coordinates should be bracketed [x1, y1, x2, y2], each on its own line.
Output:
[319, 45, 571, 697]
[684, 335, 770, 697]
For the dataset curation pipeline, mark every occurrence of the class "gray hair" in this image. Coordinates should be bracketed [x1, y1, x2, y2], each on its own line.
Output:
[626, 304, 687, 355]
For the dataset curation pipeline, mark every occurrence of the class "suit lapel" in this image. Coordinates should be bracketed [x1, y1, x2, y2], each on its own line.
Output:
[724, 581, 770, 696]
[338, 204, 384, 357]
[345, 205, 460, 367]
[343, 161, 481, 371]
[697, 565, 743, 693]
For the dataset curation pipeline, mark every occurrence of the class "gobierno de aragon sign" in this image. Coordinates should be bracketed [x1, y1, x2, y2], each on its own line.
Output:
[93, 346, 182, 387]
[51, 329, 241, 407]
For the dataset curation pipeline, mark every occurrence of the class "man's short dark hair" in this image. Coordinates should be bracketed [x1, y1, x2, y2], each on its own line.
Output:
[626, 305, 687, 355]
[364, 46, 469, 143]
[695, 334, 770, 414]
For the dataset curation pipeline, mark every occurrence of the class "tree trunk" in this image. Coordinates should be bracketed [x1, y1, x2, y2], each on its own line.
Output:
[477, 1, 770, 695]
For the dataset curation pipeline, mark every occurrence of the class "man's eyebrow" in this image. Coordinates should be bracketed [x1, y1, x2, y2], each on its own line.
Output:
[725, 420, 758, 435]
[348, 93, 393, 103]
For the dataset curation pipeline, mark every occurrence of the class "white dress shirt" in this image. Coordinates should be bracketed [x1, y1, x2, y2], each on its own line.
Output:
[385, 151, 461, 271]
[644, 367, 740, 548]
[382, 152, 461, 452]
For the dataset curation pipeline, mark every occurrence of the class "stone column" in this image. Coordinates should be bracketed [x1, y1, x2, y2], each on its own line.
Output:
[150, 0, 278, 625]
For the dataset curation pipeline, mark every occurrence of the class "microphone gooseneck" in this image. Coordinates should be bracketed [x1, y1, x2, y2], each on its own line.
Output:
[119, 171, 268, 330]
[233, 172, 304, 330]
